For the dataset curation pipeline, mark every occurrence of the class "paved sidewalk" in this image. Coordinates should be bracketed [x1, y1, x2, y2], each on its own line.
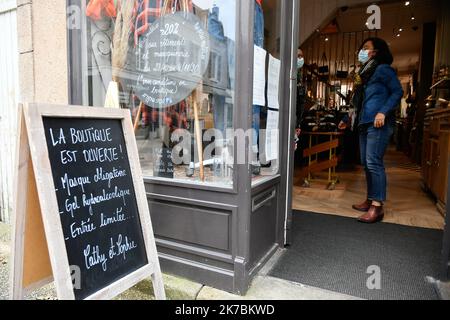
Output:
[0, 222, 360, 300]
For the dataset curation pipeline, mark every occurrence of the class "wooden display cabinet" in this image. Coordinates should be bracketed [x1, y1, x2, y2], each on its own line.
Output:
[422, 107, 450, 216]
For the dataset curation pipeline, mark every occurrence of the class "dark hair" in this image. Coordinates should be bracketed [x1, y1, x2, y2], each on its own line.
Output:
[360, 37, 394, 65]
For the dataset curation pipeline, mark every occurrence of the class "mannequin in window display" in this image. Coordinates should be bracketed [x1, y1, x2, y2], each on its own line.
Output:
[252, 0, 264, 176]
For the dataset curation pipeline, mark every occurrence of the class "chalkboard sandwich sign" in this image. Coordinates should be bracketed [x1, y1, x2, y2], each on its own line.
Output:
[10, 103, 165, 300]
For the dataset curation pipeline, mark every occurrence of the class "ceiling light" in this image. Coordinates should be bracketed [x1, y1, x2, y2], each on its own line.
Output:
[411, 15, 415, 21]
[399, 28, 403, 32]
[397, 33, 401, 37]
[405, 1, 410, 6]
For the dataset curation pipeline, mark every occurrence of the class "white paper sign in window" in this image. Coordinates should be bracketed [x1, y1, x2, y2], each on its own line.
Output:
[266, 110, 279, 162]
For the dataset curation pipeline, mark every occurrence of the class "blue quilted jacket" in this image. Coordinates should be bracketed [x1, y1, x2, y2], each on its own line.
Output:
[358, 64, 403, 126]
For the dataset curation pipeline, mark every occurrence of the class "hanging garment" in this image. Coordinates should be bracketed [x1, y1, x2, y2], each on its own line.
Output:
[134, 0, 164, 46]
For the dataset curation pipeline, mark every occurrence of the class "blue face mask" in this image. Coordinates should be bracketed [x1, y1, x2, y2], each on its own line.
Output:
[297, 57, 304, 69]
[358, 50, 370, 64]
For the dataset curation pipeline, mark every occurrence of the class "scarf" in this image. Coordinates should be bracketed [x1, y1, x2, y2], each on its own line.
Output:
[351, 59, 378, 126]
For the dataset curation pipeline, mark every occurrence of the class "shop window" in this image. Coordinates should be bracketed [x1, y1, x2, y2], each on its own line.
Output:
[79, 0, 237, 188]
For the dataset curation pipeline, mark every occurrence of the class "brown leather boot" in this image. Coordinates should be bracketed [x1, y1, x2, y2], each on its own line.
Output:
[352, 200, 372, 212]
[358, 205, 384, 224]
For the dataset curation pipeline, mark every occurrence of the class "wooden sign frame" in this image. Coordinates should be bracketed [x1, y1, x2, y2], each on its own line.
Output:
[10, 103, 165, 300]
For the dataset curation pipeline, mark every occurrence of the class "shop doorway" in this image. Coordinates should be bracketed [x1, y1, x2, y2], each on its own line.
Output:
[276, 0, 450, 300]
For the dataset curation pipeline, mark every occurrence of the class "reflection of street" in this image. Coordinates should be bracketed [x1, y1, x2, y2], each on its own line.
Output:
[136, 135, 233, 186]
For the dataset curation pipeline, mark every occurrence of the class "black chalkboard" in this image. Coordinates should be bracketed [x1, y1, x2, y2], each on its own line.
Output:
[43, 117, 148, 300]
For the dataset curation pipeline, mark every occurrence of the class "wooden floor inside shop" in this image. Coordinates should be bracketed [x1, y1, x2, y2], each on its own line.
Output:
[292, 147, 445, 230]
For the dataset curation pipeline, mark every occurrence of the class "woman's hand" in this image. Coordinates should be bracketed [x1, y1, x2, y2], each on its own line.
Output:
[374, 113, 386, 128]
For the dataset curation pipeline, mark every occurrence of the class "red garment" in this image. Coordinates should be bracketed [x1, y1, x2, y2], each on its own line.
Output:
[256, 0, 262, 6]
[86, 0, 117, 20]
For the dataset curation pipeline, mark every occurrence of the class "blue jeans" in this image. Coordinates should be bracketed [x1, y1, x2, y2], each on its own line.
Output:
[359, 124, 394, 202]
[253, 2, 264, 148]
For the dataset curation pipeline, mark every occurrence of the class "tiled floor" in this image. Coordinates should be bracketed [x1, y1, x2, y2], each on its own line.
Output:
[292, 148, 445, 230]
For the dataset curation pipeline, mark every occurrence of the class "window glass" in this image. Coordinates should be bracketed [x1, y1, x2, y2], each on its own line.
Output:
[251, 0, 282, 185]
[82, 0, 236, 188]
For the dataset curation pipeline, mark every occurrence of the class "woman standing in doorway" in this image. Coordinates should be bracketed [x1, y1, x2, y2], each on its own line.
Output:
[339, 38, 403, 224]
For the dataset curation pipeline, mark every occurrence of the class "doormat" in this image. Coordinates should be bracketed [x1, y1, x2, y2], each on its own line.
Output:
[269, 211, 443, 300]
